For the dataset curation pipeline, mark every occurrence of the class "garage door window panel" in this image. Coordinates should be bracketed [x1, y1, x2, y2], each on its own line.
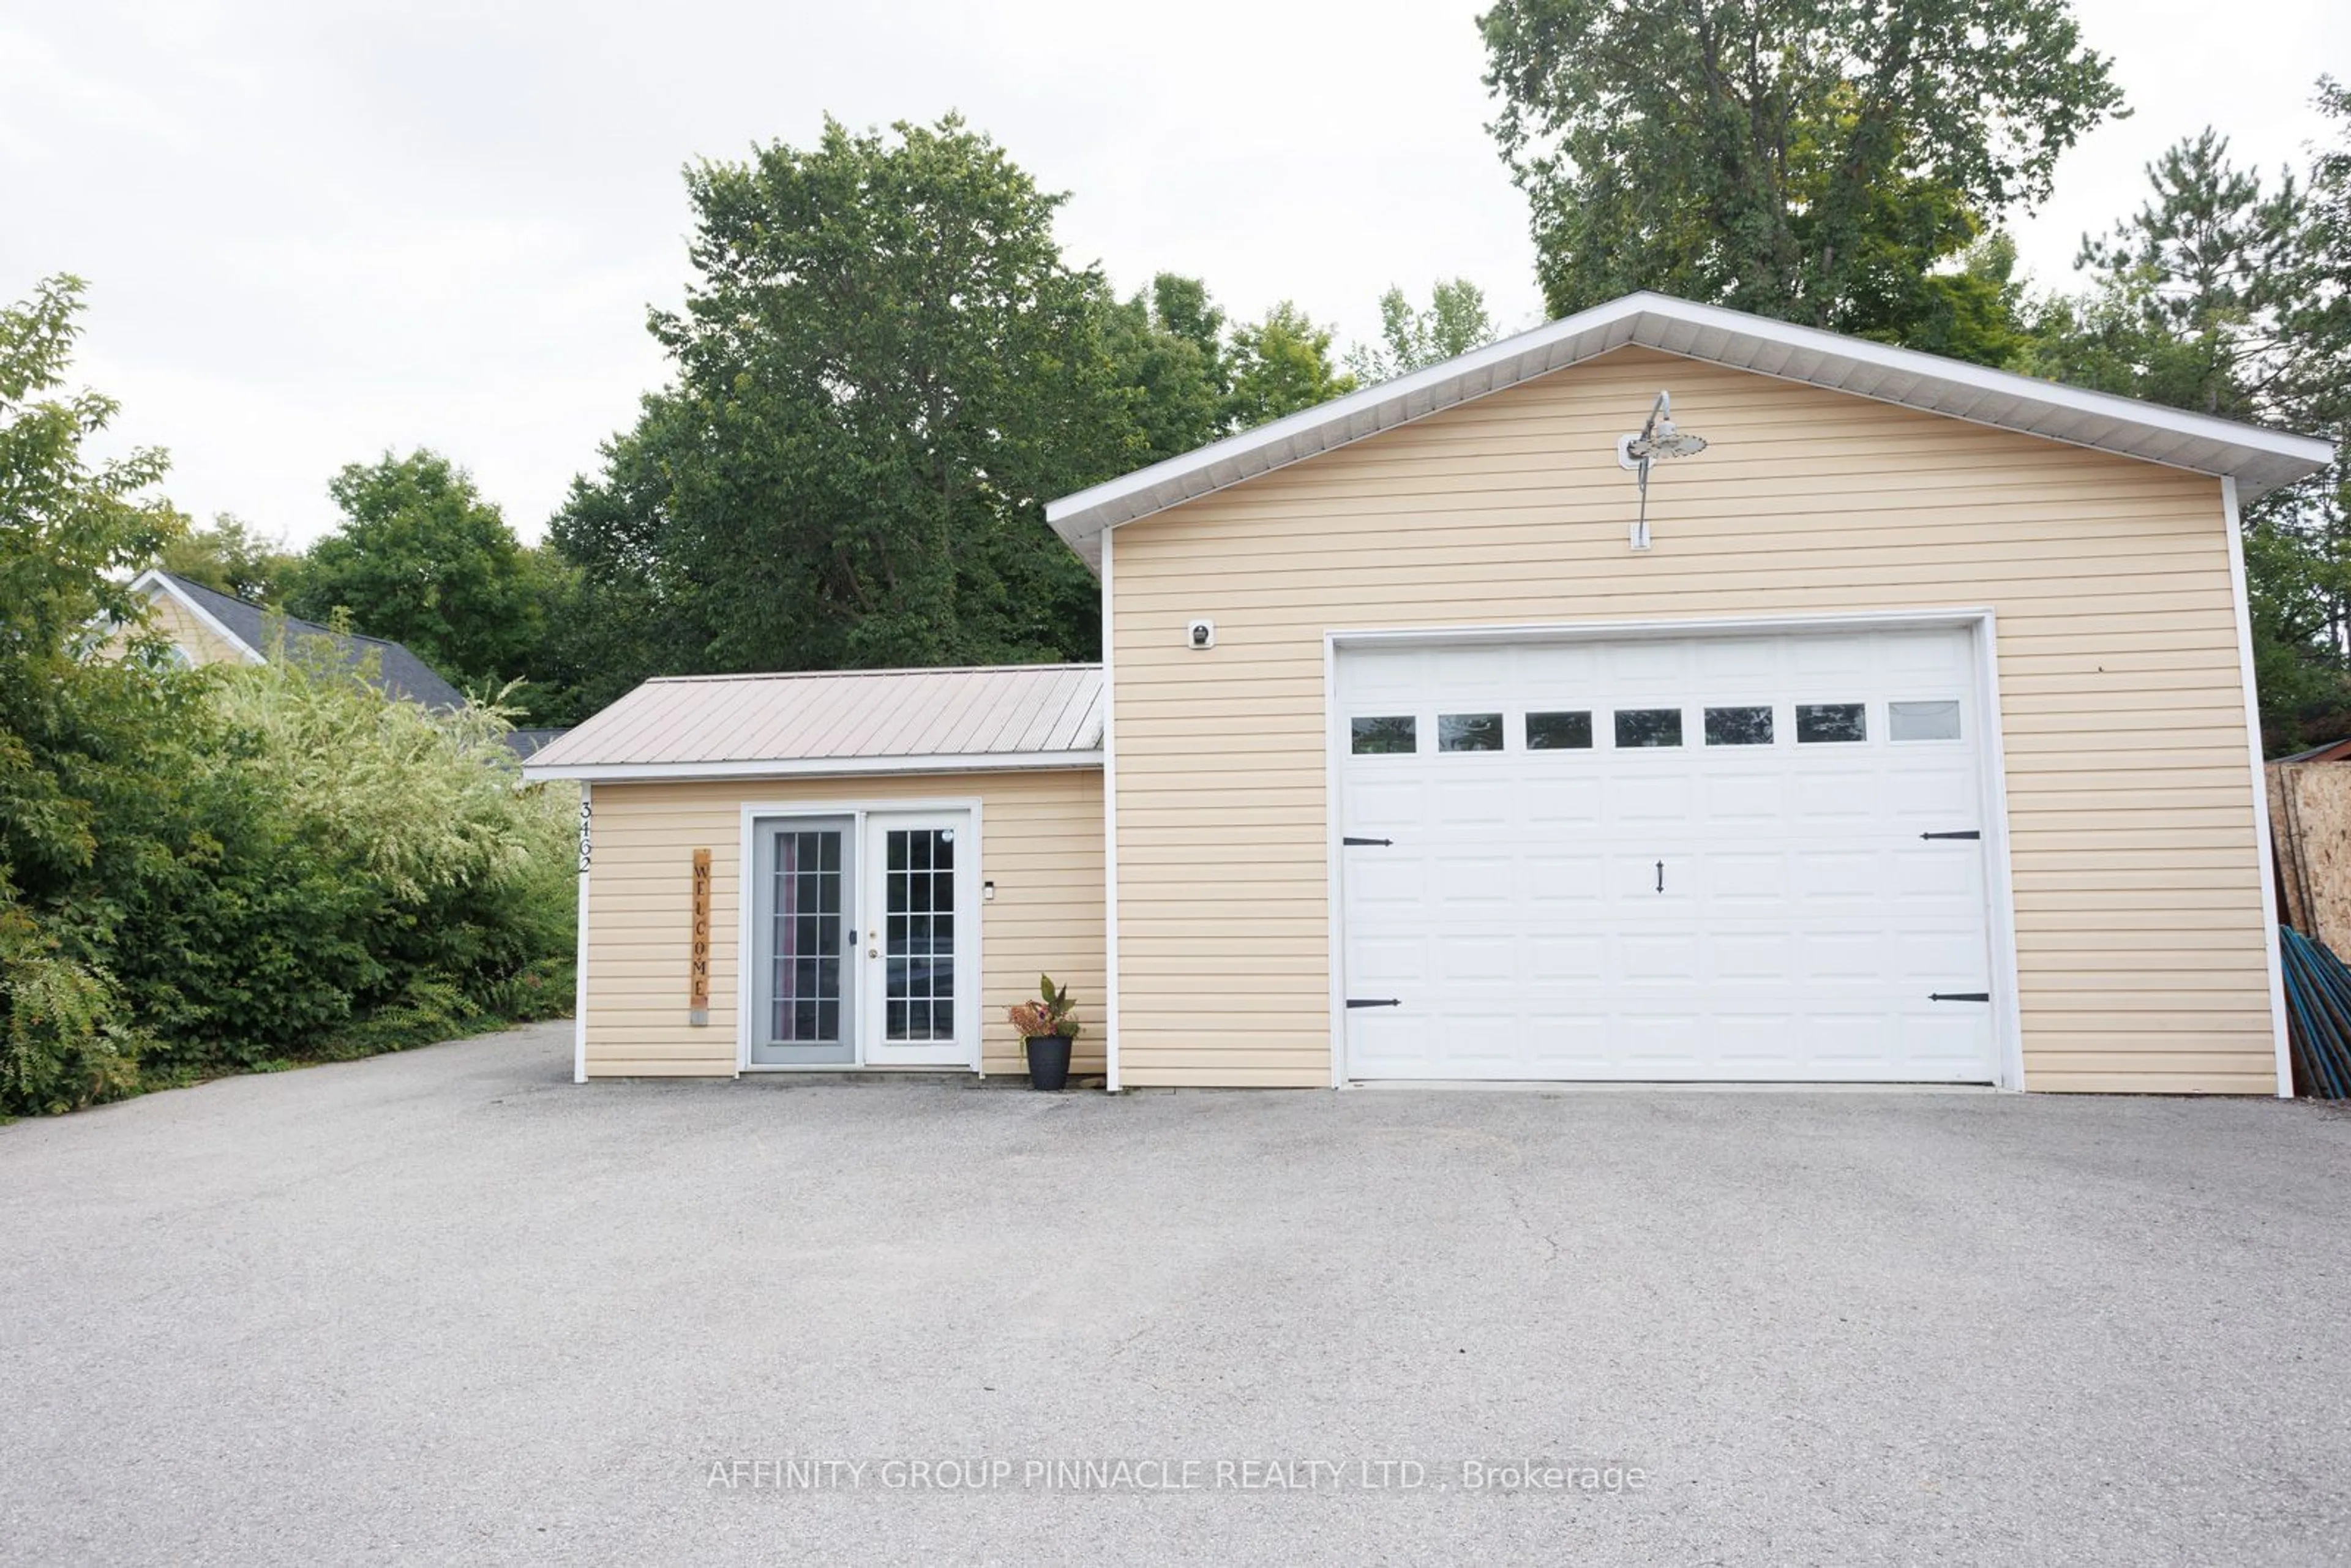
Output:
[1526, 711, 1594, 750]
[1351, 715, 1417, 755]
[1704, 706, 1775, 746]
[1889, 700, 1962, 741]
[1439, 713, 1505, 752]
[1796, 703, 1868, 743]
[1614, 708, 1684, 748]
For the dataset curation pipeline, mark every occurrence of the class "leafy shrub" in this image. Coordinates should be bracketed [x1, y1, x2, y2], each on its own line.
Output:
[0, 623, 579, 1114]
[132, 632, 577, 1078]
[0, 894, 145, 1115]
[0, 273, 576, 1116]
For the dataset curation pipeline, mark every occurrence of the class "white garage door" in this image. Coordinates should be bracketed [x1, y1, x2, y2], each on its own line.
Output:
[1337, 626, 1998, 1082]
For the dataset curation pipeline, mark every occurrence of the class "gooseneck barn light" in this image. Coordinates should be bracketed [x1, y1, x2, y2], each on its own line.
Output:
[1615, 391, 1709, 551]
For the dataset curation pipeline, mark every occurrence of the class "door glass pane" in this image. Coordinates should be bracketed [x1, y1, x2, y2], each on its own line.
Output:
[772, 829, 845, 1043]
[885, 828, 956, 1041]
[1614, 708, 1683, 748]
[1889, 700, 1962, 740]
[1796, 703, 1868, 743]
[1525, 711, 1592, 750]
[1704, 705, 1774, 746]
[1439, 713, 1504, 752]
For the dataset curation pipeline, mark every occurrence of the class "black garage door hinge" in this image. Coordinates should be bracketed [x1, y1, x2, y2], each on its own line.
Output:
[1346, 998, 1402, 1009]
[1342, 836, 1393, 847]
[1920, 829, 1982, 841]
[1929, 992, 1991, 1002]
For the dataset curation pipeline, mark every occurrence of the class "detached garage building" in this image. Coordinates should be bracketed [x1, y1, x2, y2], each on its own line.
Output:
[530, 291, 2335, 1094]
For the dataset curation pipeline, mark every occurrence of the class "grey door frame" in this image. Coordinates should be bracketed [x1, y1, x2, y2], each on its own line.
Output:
[747, 815, 858, 1065]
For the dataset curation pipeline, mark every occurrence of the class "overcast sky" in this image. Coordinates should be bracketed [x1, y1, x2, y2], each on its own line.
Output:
[6, 0, 2345, 547]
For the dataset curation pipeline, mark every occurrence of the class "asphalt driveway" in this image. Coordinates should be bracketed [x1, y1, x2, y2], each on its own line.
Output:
[5, 1025, 2351, 1566]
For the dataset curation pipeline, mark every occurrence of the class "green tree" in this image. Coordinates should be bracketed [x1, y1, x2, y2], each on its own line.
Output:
[553, 116, 1132, 680]
[1346, 279, 1498, 384]
[289, 449, 544, 689]
[0, 277, 574, 1116]
[2071, 129, 2301, 418]
[1901, 233, 2035, 368]
[1479, 0, 2124, 351]
[2255, 81, 2351, 743]
[1223, 302, 1357, 429]
[1103, 273, 1231, 462]
[153, 512, 295, 602]
[2016, 133, 2296, 420]
[0, 276, 179, 895]
[1, 276, 182, 1109]
[2020, 123, 2343, 743]
[503, 543, 650, 728]
[1147, 274, 1229, 381]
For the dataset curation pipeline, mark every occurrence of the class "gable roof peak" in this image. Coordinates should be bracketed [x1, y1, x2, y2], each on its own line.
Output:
[1043, 290, 2335, 571]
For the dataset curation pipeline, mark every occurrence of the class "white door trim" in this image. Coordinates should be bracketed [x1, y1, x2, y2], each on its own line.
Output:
[1973, 612, 2028, 1092]
[735, 797, 984, 1074]
[861, 807, 983, 1068]
[1322, 607, 2023, 1090]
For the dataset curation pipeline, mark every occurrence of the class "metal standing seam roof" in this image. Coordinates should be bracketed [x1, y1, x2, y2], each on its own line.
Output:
[1043, 290, 2340, 571]
[521, 664, 1104, 778]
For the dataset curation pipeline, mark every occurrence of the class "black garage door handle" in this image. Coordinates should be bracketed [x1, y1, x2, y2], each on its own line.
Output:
[1929, 992, 1991, 1002]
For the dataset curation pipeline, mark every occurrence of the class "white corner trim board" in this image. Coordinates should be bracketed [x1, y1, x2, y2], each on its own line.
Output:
[1322, 631, 1346, 1089]
[1101, 525, 1122, 1093]
[2223, 477, 2293, 1097]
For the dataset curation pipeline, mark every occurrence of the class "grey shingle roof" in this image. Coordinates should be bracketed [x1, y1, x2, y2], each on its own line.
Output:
[157, 572, 470, 713]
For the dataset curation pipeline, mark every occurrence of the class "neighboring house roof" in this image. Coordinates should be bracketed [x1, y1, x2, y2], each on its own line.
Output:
[1044, 290, 2341, 570]
[132, 569, 469, 712]
[522, 664, 1104, 782]
[503, 727, 574, 761]
[2279, 738, 2351, 764]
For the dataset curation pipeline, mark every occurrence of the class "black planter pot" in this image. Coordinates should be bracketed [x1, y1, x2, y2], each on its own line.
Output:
[1024, 1035, 1073, 1091]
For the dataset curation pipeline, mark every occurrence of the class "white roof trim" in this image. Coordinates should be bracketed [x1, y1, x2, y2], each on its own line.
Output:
[523, 749, 1105, 784]
[128, 568, 264, 663]
[1044, 290, 2338, 570]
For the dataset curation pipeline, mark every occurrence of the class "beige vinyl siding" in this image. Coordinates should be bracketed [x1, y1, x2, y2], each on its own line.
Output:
[582, 769, 1104, 1078]
[1109, 344, 2273, 1093]
[144, 591, 251, 666]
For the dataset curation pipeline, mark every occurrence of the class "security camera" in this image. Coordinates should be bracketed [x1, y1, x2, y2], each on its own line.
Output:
[1187, 618, 1216, 650]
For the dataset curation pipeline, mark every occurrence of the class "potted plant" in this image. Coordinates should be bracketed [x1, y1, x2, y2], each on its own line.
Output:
[1008, 975, 1081, 1091]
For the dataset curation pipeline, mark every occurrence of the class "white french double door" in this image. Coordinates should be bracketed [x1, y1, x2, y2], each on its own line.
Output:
[747, 808, 976, 1068]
